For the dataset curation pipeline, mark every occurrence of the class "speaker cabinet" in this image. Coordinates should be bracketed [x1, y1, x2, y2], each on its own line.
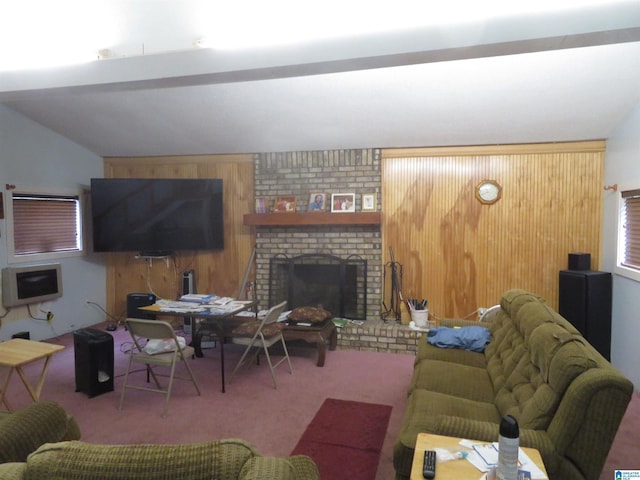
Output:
[559, 270, 611, 360]
[126, 293, 156, 320]
[568, 253, 591, 271]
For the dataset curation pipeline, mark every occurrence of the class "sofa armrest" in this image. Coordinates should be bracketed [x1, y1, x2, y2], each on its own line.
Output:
[0, 463, 27, 480]
[239, 455, 319, 480]
[0, 401, 81, 463]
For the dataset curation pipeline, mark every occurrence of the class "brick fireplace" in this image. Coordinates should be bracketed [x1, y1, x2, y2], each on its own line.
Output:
[252, 149, 382, 319]
[250, 148, 421, 354]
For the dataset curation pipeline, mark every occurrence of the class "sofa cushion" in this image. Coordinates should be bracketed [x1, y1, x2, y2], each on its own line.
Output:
[24, 439, 257, 480]
[415, 339, 487, 368]
[394, 389, 500, 477]
[287, 307, 332, 324]
[500, 289, 543, 321]
[494, 324, 597, 429]
[409, 359, 494, 402]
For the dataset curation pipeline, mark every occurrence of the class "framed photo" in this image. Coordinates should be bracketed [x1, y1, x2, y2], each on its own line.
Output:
[362, 193, 376, 211]
[255, 197, 267, 214]
[331, 193, 356, 213]
[273, 196, 297, 212]
[308, 192, 327, 212]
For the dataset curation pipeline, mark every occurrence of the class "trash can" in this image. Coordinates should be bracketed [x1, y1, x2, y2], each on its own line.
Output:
[73, 328, 114, 398]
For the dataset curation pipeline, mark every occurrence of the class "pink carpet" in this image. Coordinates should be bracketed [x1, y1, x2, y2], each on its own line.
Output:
[291, 398, 392, 480]
[0, 323, 413, 480]
[1, 323, 638, 480]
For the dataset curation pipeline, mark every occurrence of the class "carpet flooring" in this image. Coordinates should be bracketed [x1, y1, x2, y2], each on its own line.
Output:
[291, 398, 392, 480]
[0, 323, 413, 480]
[1, 323, 638, 480]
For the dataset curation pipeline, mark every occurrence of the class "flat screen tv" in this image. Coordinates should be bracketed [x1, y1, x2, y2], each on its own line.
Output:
[90, 178, 224, 255]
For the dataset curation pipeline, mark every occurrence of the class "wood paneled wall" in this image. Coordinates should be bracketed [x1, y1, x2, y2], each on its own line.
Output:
[102, 155, 255, 319]
[381, 141, 605, 321]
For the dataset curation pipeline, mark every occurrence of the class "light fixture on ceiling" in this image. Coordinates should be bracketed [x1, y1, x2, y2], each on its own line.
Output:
[97, 49, 112, 60]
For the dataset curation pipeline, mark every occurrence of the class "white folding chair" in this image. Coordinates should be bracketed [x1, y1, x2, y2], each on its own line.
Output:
[119, 318, 201, 417]
[228, 301, 292, 389]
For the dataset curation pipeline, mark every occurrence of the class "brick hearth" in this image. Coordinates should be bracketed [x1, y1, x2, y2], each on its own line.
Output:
[336, 319, 422, 354]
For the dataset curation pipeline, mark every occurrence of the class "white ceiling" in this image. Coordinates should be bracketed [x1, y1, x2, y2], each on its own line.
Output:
[1, 1, 640, 157]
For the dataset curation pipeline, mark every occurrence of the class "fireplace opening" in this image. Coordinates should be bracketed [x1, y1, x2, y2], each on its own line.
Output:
[269, 254, 367, 320]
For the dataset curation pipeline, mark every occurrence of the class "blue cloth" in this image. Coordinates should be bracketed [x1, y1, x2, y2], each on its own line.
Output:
[427, 326, 491, 352]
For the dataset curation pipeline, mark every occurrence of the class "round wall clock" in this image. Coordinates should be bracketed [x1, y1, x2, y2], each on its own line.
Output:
[475, 180, 502, 204]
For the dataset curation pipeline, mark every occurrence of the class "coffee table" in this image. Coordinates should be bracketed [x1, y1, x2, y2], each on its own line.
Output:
[0, 338, 65, 412]
[410, 432, 548, 479]
[282, 319, 337, 367]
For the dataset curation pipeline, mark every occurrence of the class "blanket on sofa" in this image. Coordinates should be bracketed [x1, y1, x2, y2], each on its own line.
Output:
[426, 326, 491, 352]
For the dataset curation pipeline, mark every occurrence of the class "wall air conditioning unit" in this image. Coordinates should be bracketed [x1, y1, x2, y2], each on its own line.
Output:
[1, 264, 62, 307]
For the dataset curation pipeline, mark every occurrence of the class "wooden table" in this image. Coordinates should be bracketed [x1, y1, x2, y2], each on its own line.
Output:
[0, 338, 64, 412]
[410, 433, 548, 480]
[282, 319, 337, 366]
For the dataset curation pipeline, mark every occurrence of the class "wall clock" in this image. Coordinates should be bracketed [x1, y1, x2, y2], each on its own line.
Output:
[475, 179, 502, 204]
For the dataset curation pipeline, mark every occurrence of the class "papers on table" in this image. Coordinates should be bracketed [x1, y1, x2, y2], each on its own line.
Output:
[459, 439, 547, 480]
[155, 298, 253, 315]
[180, 294, 215, 303]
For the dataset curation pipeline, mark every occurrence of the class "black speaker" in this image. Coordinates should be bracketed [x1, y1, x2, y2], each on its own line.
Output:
[559, 270, 611, 360]
[126, 293, 156, 320]
[568, 252, 591, 271]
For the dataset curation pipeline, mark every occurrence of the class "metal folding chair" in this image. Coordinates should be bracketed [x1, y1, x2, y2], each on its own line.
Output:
[119, 318, 200, 417]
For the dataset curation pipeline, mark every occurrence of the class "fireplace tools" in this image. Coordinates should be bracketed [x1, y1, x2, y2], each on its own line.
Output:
[381, 247, 403, 323]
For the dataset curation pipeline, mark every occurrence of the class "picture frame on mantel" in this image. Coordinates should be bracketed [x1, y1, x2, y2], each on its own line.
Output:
[331, 193, 356, 213]
[273, 196, 297, 213]
[362, 193, 376, 211]
[308, 192, 327, 212]
[255, 197, 268, 214]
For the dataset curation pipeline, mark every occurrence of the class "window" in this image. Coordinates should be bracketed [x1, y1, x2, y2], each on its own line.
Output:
[617, 185, 640, 281]
[5, 185, 85, 263]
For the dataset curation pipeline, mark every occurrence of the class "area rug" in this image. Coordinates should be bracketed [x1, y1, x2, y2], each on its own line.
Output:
[291, 398, 393, 480]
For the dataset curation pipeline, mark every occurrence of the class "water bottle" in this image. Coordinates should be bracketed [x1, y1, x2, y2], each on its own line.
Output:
[497, 415, 519, 480]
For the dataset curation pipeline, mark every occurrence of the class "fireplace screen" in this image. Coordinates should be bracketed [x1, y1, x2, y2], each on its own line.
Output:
[269, 253, 367, 320]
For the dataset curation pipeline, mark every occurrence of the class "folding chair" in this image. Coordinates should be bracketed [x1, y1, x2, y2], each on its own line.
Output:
[119, 318, 201, 417]
[228, 300, 292, 389]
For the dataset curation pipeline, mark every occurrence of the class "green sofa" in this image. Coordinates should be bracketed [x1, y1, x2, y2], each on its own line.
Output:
[393, 289, 633, 480]
[0, 402, 319, 480]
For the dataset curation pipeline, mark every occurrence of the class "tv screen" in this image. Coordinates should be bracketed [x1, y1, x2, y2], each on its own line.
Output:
[90, 178, 224, 254]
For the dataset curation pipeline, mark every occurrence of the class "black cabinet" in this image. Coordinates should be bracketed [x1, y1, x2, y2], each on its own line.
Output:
[73, 328, 114, 397]
[558, 270, 612, 360]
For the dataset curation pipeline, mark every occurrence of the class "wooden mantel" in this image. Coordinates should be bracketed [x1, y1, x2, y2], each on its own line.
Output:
[243, 211, 381, 226]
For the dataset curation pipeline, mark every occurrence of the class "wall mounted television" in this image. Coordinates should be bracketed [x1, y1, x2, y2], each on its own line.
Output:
[90, 178, 224, 255]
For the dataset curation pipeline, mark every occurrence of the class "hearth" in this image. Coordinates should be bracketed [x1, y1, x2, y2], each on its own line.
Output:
[269, 253, 367, 320]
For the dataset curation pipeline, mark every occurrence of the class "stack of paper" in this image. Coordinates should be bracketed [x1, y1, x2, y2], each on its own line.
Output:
[462, 440, 547, 480]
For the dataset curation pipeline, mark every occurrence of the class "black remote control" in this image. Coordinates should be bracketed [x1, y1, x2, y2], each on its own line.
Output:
[423, 450, 436, 479]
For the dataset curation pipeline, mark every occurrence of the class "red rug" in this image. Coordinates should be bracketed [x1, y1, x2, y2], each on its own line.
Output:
[291, 398, 393, 480]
